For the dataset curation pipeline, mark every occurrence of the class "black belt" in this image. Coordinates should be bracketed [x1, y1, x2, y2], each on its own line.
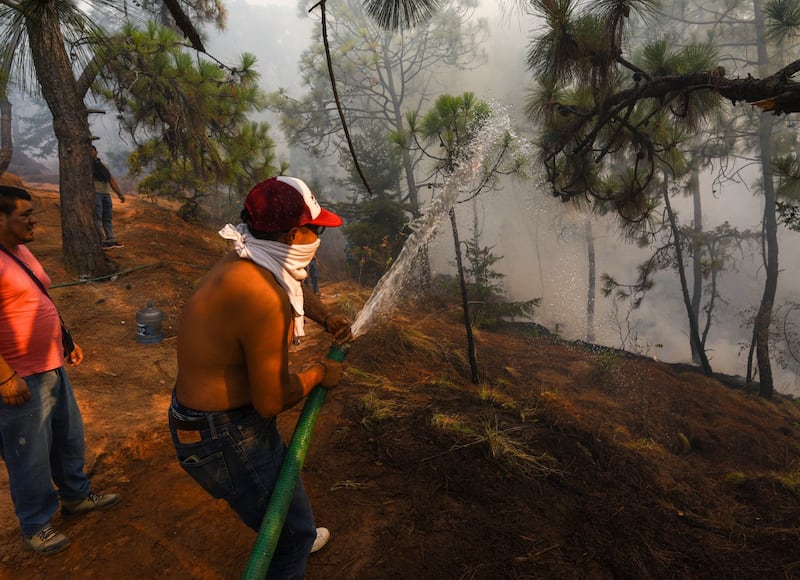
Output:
[168, 406, 254, 431]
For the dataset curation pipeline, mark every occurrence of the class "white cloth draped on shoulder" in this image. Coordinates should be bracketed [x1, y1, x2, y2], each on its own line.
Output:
[218, 223, 320, 337]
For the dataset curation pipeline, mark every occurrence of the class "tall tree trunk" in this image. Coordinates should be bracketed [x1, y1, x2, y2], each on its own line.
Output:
[662, 179, 712, 375]
[379, 38, 420, 214]
[753, 115, 778, 398]
[585, 216, 595, 343]
[752, 1, 777, 398]
[0, 27, 21, 176]
[0, 97, 11, 175]
[689, 169, 703, 363]
[25, 3, 110, 277]
[449, 207, 479, 384]
[400, 147, 420, 213]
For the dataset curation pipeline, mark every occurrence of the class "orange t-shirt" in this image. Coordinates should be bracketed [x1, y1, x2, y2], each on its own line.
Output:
[0, 245, 63, 377]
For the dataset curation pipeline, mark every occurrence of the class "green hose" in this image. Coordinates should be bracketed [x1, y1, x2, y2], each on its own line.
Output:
[242, 343, 348, 579]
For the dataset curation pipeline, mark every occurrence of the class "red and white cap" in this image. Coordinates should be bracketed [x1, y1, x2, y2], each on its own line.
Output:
[244, 176, 343, 232]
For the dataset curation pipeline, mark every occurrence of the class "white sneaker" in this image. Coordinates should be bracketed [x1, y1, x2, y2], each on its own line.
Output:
[311, 527, 330, 553]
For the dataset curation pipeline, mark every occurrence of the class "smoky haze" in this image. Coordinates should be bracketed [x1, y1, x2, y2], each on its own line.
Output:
[206, 1, 800, 396]
[58, 1, 794, 397]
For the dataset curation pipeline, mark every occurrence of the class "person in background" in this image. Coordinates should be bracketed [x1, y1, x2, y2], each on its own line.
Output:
[91, 145, 125, 249]
[168, 176, 350, 579]
[305, 256, 320, 295]
[0, 185, 122, 556]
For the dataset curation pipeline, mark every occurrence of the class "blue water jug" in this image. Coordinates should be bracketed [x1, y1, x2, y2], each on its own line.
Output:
[136, 301, 163, 344]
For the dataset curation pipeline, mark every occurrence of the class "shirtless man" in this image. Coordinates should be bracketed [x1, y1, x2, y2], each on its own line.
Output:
[168, 176, 349, 579]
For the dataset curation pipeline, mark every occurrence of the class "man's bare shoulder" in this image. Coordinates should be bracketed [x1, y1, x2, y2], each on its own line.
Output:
[199, 253, 284, 304]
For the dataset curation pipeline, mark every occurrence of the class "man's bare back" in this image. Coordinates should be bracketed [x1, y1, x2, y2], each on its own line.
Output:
[175, 252, 324, 415]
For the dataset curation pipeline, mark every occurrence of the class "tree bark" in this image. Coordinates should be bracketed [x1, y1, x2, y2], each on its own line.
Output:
[0, 27, 23, 177]
[450, 207, 479, 384]
[25, 3, 110, 277]
[162, 0, 205, 51]
[754, 115, 778, 398]
[585, 217, 595, 343]
[0, 97, 11, 175]
[753, 0, 777, 398]
[663, 179, 712, 375]
[689, 170, 703, 363]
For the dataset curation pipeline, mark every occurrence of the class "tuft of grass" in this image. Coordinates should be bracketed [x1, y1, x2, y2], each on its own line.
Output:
[725, 466, 800, 497]
[345, 367, 404, 394]
[425, 414, 559, 479]
[590, 350, 622, 387]
[598, 350, 622, 368]
[482, 420, 561, 478]
[725, 471, 749, 485]
[431, 413, 476, 435]
[346, 367, 386, 389]
[356, 390, 399, 427]
[519, 406, 540, 423]
[330, 480, 369, 491]
[539, 389, 560, 403]
[477, 384, 517, 409]
[612, 425, 632, 441]
[333, 426, 350, 444]
[426, 376, 459, 389]
[776, 463, 800, 494]
[399, 327, 468, 371]
[331, 287, 370, 320]
[677, 432, 692, 453]
[399, 327, 441, 355]
[626, 438, 666, 454]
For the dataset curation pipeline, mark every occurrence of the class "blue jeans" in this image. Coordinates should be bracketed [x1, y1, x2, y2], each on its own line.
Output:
[94, 192, 115, 242]
[0, 368, 91, 536]
[168, 394, 316, 579]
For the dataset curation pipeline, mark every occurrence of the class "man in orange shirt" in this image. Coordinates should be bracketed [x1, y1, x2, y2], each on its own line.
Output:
[0, 185, 121, 556]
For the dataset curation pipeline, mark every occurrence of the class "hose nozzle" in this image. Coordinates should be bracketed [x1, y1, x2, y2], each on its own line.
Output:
[327, 342, 350, 363]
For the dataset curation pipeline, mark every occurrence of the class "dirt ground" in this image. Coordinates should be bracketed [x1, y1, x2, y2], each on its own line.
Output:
[1, 180, 800, 579]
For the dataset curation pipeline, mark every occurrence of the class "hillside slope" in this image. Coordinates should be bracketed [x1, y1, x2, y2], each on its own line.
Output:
[0, 180, 799, 579]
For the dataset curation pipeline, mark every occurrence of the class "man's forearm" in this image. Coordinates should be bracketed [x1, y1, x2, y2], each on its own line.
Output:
[0, 354, 15, 383]
[302, 285, 329, 326]
[110, 178, 124, 197]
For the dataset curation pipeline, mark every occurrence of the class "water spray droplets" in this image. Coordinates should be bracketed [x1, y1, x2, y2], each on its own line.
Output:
[350, 108, 526, 338]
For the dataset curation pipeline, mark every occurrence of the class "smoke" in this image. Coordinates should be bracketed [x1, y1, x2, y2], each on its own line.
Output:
[219, 2, 800, 396]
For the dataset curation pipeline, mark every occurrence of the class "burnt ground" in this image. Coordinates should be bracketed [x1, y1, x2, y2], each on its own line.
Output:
[1, 177, 799, 579]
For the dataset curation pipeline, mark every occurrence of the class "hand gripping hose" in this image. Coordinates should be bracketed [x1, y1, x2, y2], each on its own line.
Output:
[242, 343, 349, 579]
